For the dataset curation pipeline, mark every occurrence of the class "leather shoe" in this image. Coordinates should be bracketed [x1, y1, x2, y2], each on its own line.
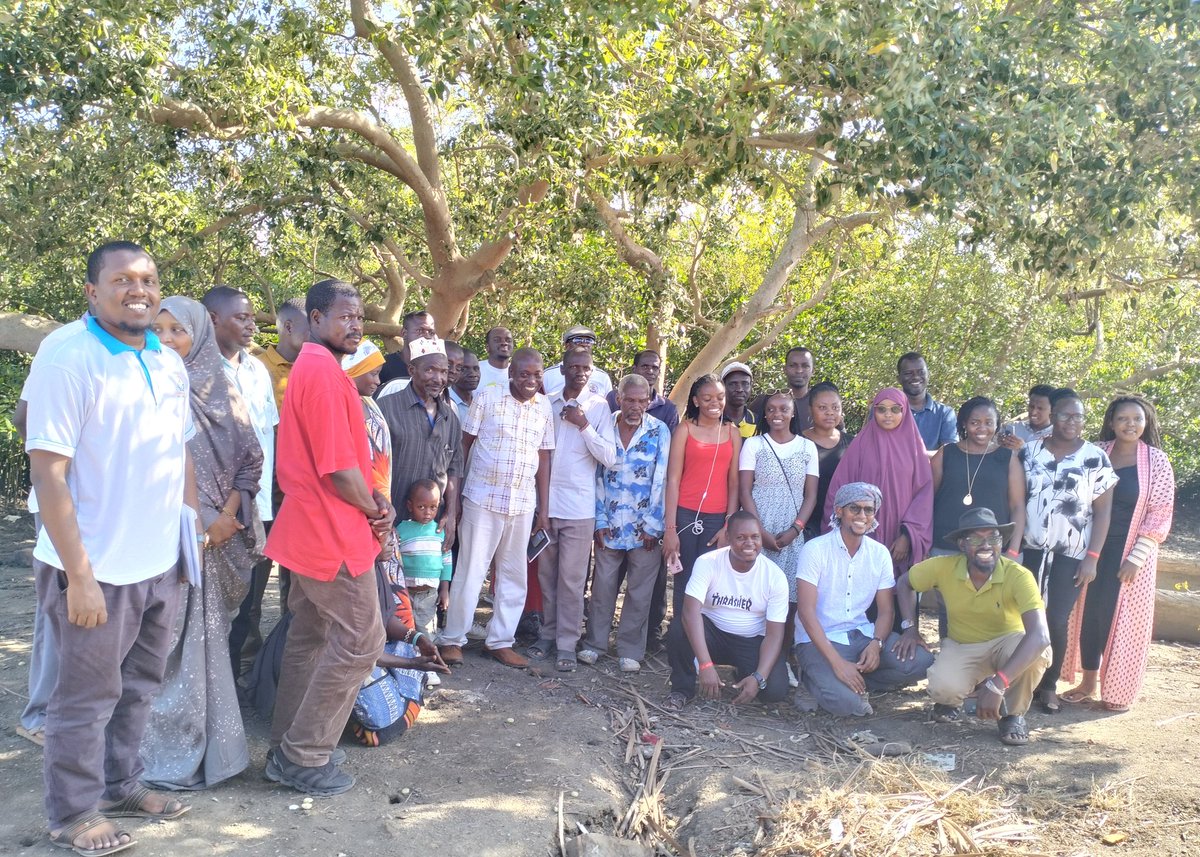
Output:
[439, 645, 464, 665]
[488, 647, 528, 668]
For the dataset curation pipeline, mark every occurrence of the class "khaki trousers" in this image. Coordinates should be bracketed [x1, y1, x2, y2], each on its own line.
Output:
[927, 632, 1051, 715]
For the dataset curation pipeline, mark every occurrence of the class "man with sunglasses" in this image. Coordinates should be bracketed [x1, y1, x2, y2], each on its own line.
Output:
[794, 482, 933, 716]
[894, 508, 1051, 746]
[542, 325, 612, 398]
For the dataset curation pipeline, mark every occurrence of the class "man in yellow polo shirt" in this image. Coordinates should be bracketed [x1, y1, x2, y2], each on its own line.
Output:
[894, 508, 1050, 746]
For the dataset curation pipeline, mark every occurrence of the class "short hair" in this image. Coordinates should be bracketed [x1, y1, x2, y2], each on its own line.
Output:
[86, 241, 149, 284]
[786, 346, 812, 361]
[617, 373, 651, 396]
[1101, 396, 1162, 448]
[201, 284, 250, 314]
[510, 346, 543, 367]
[683, 373, 723, 422]
[306, 279, 360, 318]
[726, 510, 760, 530]
[485, 326, 510, 344]
[278, 297, 307, 320]
[1028, 384, 1056, 400]
[406, 478, 440, 501]
[1049, 387, 1081, 410]
[633, 349, 659, 366]
[460, 348, 479, 363]
[403, 310, 433, 328]
[445, 341, 465, 359]
[896, 351, 924, 375]
[955, 396, 999, 438]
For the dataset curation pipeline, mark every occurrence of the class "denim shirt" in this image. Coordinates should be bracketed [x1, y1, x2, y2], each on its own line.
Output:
[595, 412, 670, 550]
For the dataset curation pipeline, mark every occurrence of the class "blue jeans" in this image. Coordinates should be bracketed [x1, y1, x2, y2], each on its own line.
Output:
[795, 630, 933, 716]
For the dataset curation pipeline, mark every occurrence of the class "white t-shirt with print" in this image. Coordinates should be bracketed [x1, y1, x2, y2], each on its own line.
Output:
[684, 547, 789, 637]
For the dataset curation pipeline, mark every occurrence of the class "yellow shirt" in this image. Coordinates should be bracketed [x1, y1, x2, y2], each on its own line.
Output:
[908, 555, 1043, 645]
[730, 410, 757, 439]
[251, 344, 293, 410]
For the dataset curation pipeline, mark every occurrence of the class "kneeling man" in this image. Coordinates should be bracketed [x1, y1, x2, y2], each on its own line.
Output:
[794, 482, 933, 716]
[895, 508, 1051, 745]
[665, 511, 789, 709]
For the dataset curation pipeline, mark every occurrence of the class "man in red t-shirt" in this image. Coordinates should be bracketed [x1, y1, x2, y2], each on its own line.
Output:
[264, 279, 394, 796]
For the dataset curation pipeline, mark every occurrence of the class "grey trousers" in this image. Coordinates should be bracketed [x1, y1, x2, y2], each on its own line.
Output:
[37, 563, 181, 828]
[270, 565, 384, 767]
[583, 542, 662, 661]
[537, 517, 595, 654]
[22, 512, 57, 733]
[795, 630, 933, 717]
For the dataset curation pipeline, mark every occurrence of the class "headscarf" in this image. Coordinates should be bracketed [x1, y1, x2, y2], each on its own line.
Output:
[829, 481, 883, 533]
[344, 340, 385, 378]
[823, 387, 933, 571]
[160, 297, 264, 602]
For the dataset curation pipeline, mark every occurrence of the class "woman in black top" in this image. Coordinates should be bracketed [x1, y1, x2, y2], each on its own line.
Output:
[801, 382, 852, 540]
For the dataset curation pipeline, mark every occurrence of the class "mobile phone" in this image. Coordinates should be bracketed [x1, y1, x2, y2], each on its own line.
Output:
[528, 528, 551, 562]
[667, 555, 683, 575]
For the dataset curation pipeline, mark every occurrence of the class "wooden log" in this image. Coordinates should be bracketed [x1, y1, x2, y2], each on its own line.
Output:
[1154, 589, 1200, 644]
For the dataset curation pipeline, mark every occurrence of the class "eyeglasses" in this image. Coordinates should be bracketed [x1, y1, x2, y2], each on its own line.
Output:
[961, 534, 1004, 548]
[566, 336, 595, 345]
[874, 405, 903, 415]
[1053, 413, 1085, 423]
[842, 504, 877, 517]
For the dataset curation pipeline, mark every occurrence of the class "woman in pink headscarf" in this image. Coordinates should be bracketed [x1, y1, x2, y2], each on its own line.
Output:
[823, 388, 934, 575]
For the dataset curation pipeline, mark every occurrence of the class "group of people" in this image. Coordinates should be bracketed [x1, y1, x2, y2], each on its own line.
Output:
[15, 240, 1175, 857]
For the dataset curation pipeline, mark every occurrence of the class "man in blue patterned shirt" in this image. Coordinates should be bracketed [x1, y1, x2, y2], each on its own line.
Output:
[578, 374, 671, 673]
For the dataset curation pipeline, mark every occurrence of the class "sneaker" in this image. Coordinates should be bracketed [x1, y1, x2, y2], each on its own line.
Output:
[787, 663, 800, 688]
[466, 622, 488, 641]
[577, 648, 600, 665]
[265, 747, 355, 796]
[618, 658, 641, 673]
[425, 670, 441, 687]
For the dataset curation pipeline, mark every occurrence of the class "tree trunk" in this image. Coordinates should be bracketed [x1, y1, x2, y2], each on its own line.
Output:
[0, 312, 64, 354]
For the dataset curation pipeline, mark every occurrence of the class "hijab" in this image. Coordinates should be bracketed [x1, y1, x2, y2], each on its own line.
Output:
[823, 387, 933, 570]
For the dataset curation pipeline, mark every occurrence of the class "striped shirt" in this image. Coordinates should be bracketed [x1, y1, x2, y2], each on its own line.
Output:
[395, 518, 451, 586]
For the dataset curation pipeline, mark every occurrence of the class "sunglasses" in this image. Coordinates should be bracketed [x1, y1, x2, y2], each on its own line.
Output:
[842, 504, 877, 517]
[874, 405, 903, 415]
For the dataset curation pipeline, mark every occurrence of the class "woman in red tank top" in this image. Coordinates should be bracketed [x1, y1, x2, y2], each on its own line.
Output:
[662, 374, 742, 615]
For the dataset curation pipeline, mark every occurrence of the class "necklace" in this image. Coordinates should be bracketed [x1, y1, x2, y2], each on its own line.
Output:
[962, 441, 993, 505]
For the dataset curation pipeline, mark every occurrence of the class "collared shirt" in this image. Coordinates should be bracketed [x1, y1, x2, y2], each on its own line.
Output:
[25, 318, 193, 584]
[462, 385, 555, 515]
[908, 554, 1044, 644]
[266, 342, 378, 580]
[595, 412, 671, 550]
[605, 389, 679, 433]
[377, 382, 464, 507]
[375, 377, 410, 400]
[222, 350, 279, 521]
[448, 386, 471, 425]
[794, 530, 894, 645]
[23, 316, 88, 515]
[543, 364, 613, 399]
[1007, 420, 1053, 443]
[250, 344, 294, 410]
[910, 392, 958, 451]
[546, 390, 616, 520]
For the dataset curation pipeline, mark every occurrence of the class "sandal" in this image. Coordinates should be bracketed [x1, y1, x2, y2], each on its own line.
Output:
[664, 691, 689, 711]
[932, 703, 961, 723]
[998, 714, 1030, 745]
[527, 640, 553, 661]
[555, 657, 577, 673]
[16, 724, 45, 747]
[100, 785, 190, 820]
[50, 811, 136, 857]
[1104, 702, 1130, 712]
[1061, 688, 1097, 705]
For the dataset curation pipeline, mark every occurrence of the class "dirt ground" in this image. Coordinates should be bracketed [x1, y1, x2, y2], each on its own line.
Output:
[1, 509, 1199, 857]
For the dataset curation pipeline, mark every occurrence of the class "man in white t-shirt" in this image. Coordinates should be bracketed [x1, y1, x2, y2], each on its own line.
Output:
[26, 242, 196, 852]
[665, 511, 790, 709]
[794, 481, 933, 717]
[542, 325, 613, 398]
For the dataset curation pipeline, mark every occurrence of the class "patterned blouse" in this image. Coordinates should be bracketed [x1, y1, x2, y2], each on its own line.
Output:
[595, 412, 671, 551]
[1021, 439, 1118, 559]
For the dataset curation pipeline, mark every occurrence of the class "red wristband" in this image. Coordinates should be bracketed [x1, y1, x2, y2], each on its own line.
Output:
[1004, 548, 1020, 558]
[994, 670, 1010, 689]
[697, 661, 715, 672]
[1086, 550, 1101, 559]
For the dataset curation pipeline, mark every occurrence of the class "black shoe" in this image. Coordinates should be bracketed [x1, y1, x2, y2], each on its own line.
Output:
[515, 611, 542, 646]
[265, 748, 355, 796]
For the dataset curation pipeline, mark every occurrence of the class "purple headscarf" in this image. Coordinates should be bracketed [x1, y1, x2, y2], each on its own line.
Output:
[823, 387, 933, 572]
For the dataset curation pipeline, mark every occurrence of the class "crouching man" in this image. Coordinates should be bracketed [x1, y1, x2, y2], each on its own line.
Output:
[895, 508, 1051, 745]
[794, 482, 933, 716]
[665, 511, 789, 709]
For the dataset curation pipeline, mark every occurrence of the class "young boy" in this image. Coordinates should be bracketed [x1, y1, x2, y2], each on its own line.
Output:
[397, 480, 452, 683]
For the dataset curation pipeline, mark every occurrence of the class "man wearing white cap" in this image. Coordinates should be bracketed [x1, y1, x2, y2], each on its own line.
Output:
[542, 325, 613, 399]
[720, 362, 757, 439]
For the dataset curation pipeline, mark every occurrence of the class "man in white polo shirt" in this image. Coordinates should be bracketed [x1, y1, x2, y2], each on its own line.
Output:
[794, 482, 933, 717]
[25, 241, 197, 853]
[665, 511, 790, 709]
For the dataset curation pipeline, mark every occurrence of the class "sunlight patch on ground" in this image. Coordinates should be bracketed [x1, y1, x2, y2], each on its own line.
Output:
[0, 637, 31, 654]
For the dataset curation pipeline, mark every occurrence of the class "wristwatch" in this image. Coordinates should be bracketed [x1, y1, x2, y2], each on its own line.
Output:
[900, 619, 915, 631]
[751, 671, 767, 690]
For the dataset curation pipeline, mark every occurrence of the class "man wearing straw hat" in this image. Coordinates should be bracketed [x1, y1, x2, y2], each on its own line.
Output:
[895, 508, 1051, 745]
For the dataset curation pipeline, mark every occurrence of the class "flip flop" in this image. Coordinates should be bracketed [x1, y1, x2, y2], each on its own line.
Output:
[1104, 702, 1130, 712]
[100, 785, 190, 820]
[555, 657, 577, 673]
[1061, 689, 1097, 705]
[49, 811, 136, 857]
[1036, 692, 1061, 715]
[998, 714, 1031, 746]
[16, 724, 45, 747]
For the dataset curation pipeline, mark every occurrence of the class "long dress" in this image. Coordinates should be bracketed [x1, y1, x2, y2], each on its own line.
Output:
[741, 435, 819, 602]
[1061, 441, 1174, 708]
[141, 297, 264, 790]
